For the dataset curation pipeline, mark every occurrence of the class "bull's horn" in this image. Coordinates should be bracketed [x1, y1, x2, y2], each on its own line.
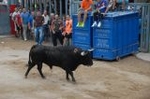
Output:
[88, 48, 94, 52]
[81, 51, 87, 56]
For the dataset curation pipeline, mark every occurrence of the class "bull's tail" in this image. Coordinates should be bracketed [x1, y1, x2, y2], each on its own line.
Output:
[28, 52, 32, 66]
[27, 45, 36, 67]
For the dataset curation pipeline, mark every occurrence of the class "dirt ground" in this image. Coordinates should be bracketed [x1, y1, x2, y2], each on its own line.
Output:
[0, 36, 150, 99]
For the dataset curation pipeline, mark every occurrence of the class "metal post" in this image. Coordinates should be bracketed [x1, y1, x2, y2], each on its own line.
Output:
[69, 0, 72, 16]
[49, 0, 51, 14]
[54, 0, 56, 14]
[30, 0, 32, 10]
[65, 0, 68, 15]
[43, 0, 45, 10]
[39, 0, 41, 11]
[60, 0, 62, 18]
[148, 5, 150, 52]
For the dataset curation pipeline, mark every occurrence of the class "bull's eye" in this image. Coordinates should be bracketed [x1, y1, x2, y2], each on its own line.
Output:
[73, 48, 78, 53]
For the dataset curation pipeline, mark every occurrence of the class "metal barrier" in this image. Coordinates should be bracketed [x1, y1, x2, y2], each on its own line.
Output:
[23, 0, 70, 18]
[0, 3, 10, 35]
[129, 3, 150, 52]
[70, 2, 150, 52]
[70, 0, 80, 16]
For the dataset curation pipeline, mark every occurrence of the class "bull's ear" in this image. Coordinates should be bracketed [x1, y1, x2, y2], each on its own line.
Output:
[81, 51, 88, 56]
[88, 48, 94, 52]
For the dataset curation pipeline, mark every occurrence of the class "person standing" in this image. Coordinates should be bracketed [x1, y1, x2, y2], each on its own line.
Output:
[51, 14, 63, 46]
[12, 8, 18, 37]
[28, 11, 35, 40]
[34, 11, 44, 45]
[21, 8, 30, 41]
[62, 15, 72, 46]
[42, 10, 50, 42]
[15, 9, 23, 38]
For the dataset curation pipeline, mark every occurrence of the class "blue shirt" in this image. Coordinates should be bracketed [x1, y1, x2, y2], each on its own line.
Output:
[96, 0, 108, 13]
[21, 12, 29, 25]
[28, 15, 34, 28]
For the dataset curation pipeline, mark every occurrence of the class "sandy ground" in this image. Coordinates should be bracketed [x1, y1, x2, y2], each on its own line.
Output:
[0, 36, 150, 99]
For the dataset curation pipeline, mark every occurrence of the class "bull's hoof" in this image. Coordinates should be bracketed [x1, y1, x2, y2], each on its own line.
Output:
[72, 79, 76, 83]
[72, 80, 76, 84]
[25, 76, 27, 79]
[66, 78, 70, 81]
[42, 76, 46, 79]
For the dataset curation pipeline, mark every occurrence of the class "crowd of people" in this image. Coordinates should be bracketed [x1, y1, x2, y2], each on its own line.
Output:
[77, 0, 129, 27]
[11, 0, 129, 46]
[11, 7, 72, 46]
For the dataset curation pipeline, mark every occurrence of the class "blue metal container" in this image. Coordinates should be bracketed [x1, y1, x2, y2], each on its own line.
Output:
[72, 14, 93, 50]
[93, 11, 139, 60]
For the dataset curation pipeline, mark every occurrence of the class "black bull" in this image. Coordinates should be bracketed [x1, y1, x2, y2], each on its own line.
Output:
[25, 45, 93, 82]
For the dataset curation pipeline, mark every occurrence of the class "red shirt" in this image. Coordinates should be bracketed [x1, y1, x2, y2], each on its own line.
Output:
[16, 13, 22, 26]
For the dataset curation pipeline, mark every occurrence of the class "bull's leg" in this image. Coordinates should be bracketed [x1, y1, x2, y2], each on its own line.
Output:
[65, 71, 70, 81]
[68, 71, 76, 82]
[49, 65, 53, 69]
[37, 63, 45, 79]
[25, 64, 35, 78]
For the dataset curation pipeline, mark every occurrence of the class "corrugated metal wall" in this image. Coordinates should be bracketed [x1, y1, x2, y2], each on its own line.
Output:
[129, 3, 150, 52]
[0, 4, 10, 35]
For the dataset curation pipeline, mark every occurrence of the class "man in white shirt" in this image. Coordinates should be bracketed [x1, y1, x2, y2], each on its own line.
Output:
[12, 8, 18, 35]
[42, 10, 50, 42]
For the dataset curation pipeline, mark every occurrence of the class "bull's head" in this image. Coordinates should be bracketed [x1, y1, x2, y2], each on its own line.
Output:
[80, 48, 94, 66]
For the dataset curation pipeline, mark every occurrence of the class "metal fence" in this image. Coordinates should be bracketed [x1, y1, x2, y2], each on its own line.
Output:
[129, 3, 150, 52]
[70, 0, 80, 16]
[0, 3, 10, 35]
[22, 0, 71, 18]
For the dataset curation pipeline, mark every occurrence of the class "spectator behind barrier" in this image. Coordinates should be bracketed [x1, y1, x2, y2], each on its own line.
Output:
[15, 9, 23, 38]
[28, 11, 35, 40]
[12, 8, 18, 36]
[42, 10, 50, 42]
[113, 0, 129, 10]
[76, 0, 93, 27]
[105, 0, 129, 12]
[34, 11, 44, 45]
[51, 14, 63, 46]
[62, 15, 73, 46]
[21, 8, 30, 41]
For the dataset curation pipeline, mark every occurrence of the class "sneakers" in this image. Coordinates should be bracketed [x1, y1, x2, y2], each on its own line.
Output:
[97, 22, 102, 28]
[91, 21, 97, 27]
[76, 22, 84, 27]
[76, 22, 81, 27]
[80, 22, 84, 27]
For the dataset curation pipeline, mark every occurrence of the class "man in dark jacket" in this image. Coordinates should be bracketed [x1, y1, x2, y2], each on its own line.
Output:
[51, 14, 63, 46]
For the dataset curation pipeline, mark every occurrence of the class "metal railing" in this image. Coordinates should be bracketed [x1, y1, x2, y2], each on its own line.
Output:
[23, 0, 71, 18]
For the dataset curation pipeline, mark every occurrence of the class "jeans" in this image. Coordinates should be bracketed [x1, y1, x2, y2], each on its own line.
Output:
[22, 24, 28, 40]
[43, 24, 50, 41]
[34, 26, 44, 45]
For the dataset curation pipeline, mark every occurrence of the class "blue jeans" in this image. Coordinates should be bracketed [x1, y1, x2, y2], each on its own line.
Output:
[34, 26, 44, 45]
